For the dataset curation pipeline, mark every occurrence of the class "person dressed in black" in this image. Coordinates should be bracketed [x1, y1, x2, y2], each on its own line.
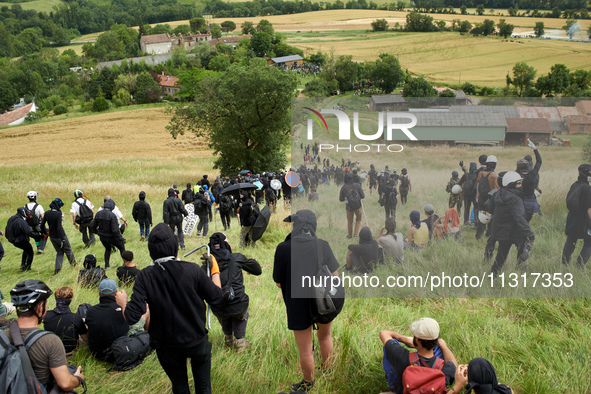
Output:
[40, 198, 77, 274]
[193, 187, 211, 237]
[398, 168, 411, 205]
[490, 171, 534, 275]
[383, 180, 398, 219]
[163, 187, 189, 249]
[5, 207, 42, 271]
[78, 254, 107, 287]
[91, 199, 126, 269]
[346, 226, 382, 273]
[459, 162, 478, 225]
[273, 210, 344, 393]
[181, 183, 195, 205]
[117, 250, 140, 285]
[132, 191, 152, 241]
[218, 194, 233, 231]
[517, 139, 543, 223]
[43, 286, 81, 354]
[117, 223, 223, 394]
[562, 164, 591, 267]
[208, 233, 262, 351]
[238, 194, 259, 248]
[368, 164, 378, 195]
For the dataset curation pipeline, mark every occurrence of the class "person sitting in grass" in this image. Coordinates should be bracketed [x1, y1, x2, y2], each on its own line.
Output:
[376, 218, 404, 265]
[117, 250, 140, 285]
[43, 286, 81, 355]
[379, 317, 457, 394]
[404, 211, 429, 249]
[448, 357, 513, 394]
[78, 254, 107, 287]
[346, 226, 382, 273]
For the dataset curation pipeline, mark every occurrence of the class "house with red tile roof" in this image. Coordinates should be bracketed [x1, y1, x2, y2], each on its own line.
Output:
[0, 103, 36, 127]
[155, 74, 181, 96]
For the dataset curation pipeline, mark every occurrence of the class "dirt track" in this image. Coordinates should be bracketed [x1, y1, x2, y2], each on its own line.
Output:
[0, 108, 209, 165]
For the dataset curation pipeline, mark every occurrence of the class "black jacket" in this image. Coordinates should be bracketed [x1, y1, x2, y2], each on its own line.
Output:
[40, 209, 66, 239]
[132, 200, 152, 223]
[339, 182, 365, 212]
[519, 149, 542, 197]
[211, 253, 262, 317]
[491, 187, 534, 242]
[162, 195, 188, 225]
[5, 214, 33, 244]
[181, 188, 195, 204]
[92, 209, 124, 241]
[124, 259, 223, 349]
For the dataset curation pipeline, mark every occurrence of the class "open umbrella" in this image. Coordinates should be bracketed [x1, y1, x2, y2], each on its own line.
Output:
[221, 183, 257, 195]
[239, 170, 251, 175]
[252, 205, 271, 241]
[253, 181, 263, 190]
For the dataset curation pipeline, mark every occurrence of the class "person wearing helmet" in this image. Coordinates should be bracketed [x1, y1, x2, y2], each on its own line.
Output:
[163, 187, 189, 249]
[70, 189, 96, 247]
[475, 156, 499, 240]
[5, 207, 42, 271]
[91, 199, 126, 269]
[398, 168, 411, 205]
[562, 164, 591, 267]
[40, 198, 77, 275]
[25, 190, 46, 254]
[517, 139, 543, 223]
[490, 171, 534, 275]
[7, 280, 85, 392]
[446, 170, 463, 216]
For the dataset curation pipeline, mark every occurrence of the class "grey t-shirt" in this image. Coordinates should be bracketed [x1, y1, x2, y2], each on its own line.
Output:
[377, 233, 404, 264]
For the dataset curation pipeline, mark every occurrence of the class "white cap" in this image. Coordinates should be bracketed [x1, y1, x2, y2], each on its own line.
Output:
[409, 317, 440, 340]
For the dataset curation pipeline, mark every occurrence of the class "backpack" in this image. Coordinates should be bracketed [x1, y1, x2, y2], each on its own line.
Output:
[401, 352, 447, 394]
[193, 194, 207, 214]
[241, 203, 258, 227]
[219, 197, 232, 213]
[566, 182, 584, 211]
[346, 187, 362, 211]
[400, 176, 410, 188]
[477, 172, 492, 205]
[218, 259, 236, 306]
[464, 173, 477, 197]
[24, 203, 39, 227]
[387, 189, 398, 207]
[0, 321, 51, 394]
[107, 331, 152, 372]
[4, 217, 18, 244]
[75, 200, 93, 225]
[78, 268, 107, 287]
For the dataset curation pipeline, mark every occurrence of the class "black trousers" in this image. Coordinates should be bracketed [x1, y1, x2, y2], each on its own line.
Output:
[79, 222, 96, 247]
[384, 205, 396, 219]
[491, 240, 526, 274]
[13, 240, 34, 270]
[399, 187, 408, 205]
[99, 235, 125, 268]
[562, 234, 591, 267]
[463, 196, 474, 224]
[156, 339, 212, 394]
[216, 310, 249, 339]
[220, 211, 231, 230]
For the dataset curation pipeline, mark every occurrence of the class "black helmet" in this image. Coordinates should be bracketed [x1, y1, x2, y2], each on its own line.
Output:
[402, 168, 407, 175]
[578, 164, 591, 177]
[11, 280, 52, 311]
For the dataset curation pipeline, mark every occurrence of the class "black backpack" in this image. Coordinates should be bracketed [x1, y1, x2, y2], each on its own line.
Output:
[75, 200, 94, 224]
[193, 194, 207, 214]
[107, 331, 152, 372]
[219, 197, 232, 212]
[566, 182, 585, 211]
[478, 172, 492, 205]
[387, 189, 398, 207]
[78, 268, 107, 287]
[464, 173, 477, 197]
[400, 175, 409, 188]
[346, 187, 362, 211]
[24, 203, 39, 227]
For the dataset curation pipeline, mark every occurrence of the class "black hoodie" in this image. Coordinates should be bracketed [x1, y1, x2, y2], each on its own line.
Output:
[491, 187, 534, 242]
[348, 226, 380, 273]
[125, 224, 223, 349]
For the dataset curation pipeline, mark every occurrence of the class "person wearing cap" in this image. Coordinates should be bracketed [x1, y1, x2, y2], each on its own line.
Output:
[132, 191, 152, 241]
[25, 190, 47, 254]
[446, 170, 463, 217]
[70, 189, 96, 247]
[421, 204, 442, 240]
[449, 357, 513, 394]
[517, 139, 542, 223]
[116, 223, 222, 394]
[163, 187, 189, 250]
[562, 164, 591, 267]
[379, 317, 457, 394]
[475, 156, 499, 241]
[172, 184, 180, 198]
[40, 198, 77, 275]
[91, 199, 126, 269]
[6, 280, 85, 392]
[78, 278, 148, 362]
[490, 171, 534, 275]
[5, 207, 42, 271]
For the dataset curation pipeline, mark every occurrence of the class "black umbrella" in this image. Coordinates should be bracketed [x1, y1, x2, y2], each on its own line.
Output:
[221, 183, 257, 195]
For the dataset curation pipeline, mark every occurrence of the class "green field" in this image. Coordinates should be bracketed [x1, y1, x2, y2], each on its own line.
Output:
[1, 108, 591, 392]
[0, 0, 62, 13]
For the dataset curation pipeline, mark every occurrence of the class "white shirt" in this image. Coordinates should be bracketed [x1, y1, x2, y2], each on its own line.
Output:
[25, 202, 44, 217]
[98, 205, 124, 221]
[70, 197, 95, 216]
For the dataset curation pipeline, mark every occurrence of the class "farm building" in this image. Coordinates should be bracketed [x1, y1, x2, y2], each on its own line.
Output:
[140, 34, 172, 54]
[565, 115, 591, 134]
[268, 55, 303, 67]
[505, 118, 552, 145]
[576, 100, 591, 117]
[0, 102, 36, 127]
[209, 35, 251, 49]
[369, 95, 407, 111]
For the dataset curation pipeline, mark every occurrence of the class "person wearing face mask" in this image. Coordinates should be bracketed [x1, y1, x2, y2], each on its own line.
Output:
[517, 139, 543, 223]
[562, 164, 591, 268]
[490, 171, 534, 276]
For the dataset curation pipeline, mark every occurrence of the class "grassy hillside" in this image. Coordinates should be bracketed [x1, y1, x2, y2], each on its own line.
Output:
[0, 108, 590, 392]
[0, 0, 62, 13]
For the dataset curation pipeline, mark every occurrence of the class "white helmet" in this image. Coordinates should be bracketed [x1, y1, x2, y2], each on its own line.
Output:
[27, 191, 38, 200]
[478, 211, 492, 224]
[502, 171, 523, 187]
[486, 155, 497, 163]
[451, 184, 462, 195]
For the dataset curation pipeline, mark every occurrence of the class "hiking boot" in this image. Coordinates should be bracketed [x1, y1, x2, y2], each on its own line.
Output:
[290, 379, 314, 393]
[235, 338, 249, 353]
[140, 235, 146, 242]
[37, 249, 45, 254]
[225, 335, 235, 348]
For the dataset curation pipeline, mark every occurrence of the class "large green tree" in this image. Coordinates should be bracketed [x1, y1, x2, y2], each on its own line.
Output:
[167, 60, 297, 175]
[509, 62, 537, 96]
[402, 76, 437, 97]
[369, 53, 404, 94]
[0, 81, 19, 111]
[251, 32, 272, 57]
